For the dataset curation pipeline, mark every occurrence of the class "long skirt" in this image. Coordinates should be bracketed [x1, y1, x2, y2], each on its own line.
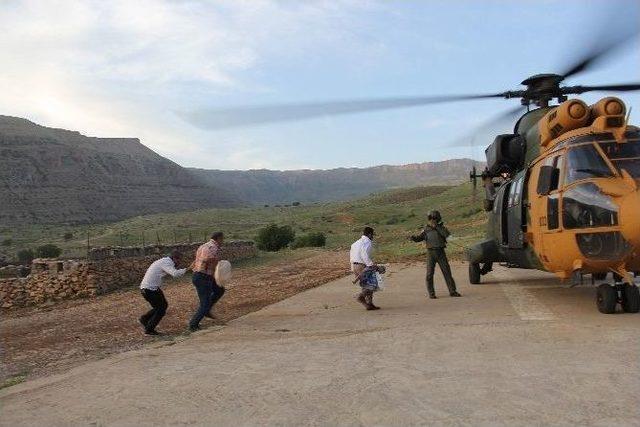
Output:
[354, 265, 380, 292]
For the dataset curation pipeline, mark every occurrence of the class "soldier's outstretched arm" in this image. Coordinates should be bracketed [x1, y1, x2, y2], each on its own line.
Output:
[410, 229, 426, 242]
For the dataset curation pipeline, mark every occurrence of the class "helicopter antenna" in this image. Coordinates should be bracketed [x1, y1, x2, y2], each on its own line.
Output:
[625, 106, 633, 126]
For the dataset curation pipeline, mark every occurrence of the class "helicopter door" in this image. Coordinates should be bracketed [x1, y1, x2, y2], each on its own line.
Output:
[506, 173, 526, 248]
[498, 182, 511, 245]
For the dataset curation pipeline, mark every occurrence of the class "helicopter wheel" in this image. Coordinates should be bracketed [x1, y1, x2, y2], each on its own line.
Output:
[469, 263, 481, 284]
[596, 284, 617, 314]
[621, 284, 640, 313]
[593, 272, 608, 281]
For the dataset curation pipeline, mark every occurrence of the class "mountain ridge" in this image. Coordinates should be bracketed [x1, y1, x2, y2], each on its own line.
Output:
[190, 158, 482, 204]
[1, 115, 483, 225]
[0, 115, 239, 226]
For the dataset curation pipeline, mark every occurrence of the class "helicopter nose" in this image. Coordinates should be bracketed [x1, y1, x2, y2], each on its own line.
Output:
[619, 189, 640, 248]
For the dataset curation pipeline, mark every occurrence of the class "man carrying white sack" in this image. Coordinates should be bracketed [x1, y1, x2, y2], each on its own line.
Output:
[350, 226, 382, 310]
[189, 231, 227, 331]
[139, 250, 187, 335]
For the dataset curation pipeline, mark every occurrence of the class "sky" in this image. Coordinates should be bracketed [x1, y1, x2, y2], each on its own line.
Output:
[1, 0, 639, 171]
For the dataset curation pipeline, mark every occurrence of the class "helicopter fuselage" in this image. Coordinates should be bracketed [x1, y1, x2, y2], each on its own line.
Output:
[467, 97, 640, 296]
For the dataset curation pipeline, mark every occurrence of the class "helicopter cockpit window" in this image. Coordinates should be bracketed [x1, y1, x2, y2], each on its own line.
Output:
[599, 135, 640, 178]
[565, 144, 613, 184]
[545, 155, 563, 192]
[562, 182, 618, 229]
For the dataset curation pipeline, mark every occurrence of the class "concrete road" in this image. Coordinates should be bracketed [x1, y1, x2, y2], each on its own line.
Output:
[2, 263, 639, 426]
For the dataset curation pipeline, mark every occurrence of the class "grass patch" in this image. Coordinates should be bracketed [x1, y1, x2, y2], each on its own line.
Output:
[0, 373, 27, 390]
[6, 184, 486, 262]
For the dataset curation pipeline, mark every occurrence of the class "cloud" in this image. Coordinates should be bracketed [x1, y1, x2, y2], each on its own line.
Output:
[0, 0, 375, 168]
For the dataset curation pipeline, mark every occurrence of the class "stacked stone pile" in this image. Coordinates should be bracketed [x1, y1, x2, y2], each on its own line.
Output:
[0, 241, 257, 309]
[0, 260, 88, 308]
[0, 265, 21, 278]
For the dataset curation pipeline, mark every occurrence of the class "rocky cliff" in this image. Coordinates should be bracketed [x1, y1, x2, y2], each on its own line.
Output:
[1, 115, 483, 226]
[0, 116, 239, 225]
[191, 159, 483, 204]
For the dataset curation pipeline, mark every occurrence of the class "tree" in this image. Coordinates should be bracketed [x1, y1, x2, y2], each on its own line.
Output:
[63, 232, 74, 241]
[17, 249, 35, 265]
[255, 224, 295, 252]
[36, 244, 62, 258]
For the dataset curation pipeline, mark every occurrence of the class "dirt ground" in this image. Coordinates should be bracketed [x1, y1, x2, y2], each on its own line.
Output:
[0, 250, 350, 383]
[2, 263, 639, 426]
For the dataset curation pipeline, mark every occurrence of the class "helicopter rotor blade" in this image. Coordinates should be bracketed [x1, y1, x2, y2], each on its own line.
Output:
[183, 93, 511, 129]
[559, 8, 640, 80]
[563, 82, 640, 95]
[446, 105, 527, 147]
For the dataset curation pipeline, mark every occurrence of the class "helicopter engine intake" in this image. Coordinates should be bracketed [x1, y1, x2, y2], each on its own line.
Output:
[539, 99, 590, 147]
[590, 97, 626, 119]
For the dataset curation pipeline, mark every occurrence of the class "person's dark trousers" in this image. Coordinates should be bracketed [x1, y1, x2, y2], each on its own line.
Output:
[140, 288, 168, 332]
[426, 248, 457, 296]
[190, 272, 214, 329]
[208, 278, 226, 313]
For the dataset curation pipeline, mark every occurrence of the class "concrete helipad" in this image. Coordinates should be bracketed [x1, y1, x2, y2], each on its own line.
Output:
[1, 263, 639, 426]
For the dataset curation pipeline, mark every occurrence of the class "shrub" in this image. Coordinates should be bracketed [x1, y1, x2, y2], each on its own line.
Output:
[291, 232, 326, 249]
[385, 217, 400, 225]
[292, 201, 301, 206]
[36, 244, 62, 258]
[2, 238, 12, 246]
[255, 225, 295, 252]
[17, 249, 35, 265]
[63, 232, 74, 241]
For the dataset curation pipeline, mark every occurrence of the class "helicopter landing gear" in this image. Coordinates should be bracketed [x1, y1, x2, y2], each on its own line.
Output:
[596, 282, 640, 314]
[596, 284, 617, 314]
[469, 262, 492, 285]
[592, 272, 608, 281]
[621, 283, 640, 313]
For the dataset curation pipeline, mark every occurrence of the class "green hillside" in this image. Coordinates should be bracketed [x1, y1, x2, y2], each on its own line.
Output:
[3, 184, 486, 262]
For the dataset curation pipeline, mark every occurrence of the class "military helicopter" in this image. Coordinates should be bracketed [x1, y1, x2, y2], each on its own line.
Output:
[184, 15, 640, 314]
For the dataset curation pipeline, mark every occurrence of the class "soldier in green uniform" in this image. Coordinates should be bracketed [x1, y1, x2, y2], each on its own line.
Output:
[411, 210, 462, 299]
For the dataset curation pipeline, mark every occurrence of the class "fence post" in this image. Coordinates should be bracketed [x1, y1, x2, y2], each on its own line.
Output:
[120, 232, 124, 246]
[188, 231, 192, 243]
[142, 231, 145, 247]
[173, 230, 177, 244]
[156, 231, 160, 245]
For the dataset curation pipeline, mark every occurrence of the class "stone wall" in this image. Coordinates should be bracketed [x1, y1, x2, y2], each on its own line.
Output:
[0, 241, 257, 309]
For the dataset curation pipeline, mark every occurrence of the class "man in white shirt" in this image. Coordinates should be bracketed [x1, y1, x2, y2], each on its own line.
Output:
[139, 250, 187, 335]
[350, 227, 379, 310]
